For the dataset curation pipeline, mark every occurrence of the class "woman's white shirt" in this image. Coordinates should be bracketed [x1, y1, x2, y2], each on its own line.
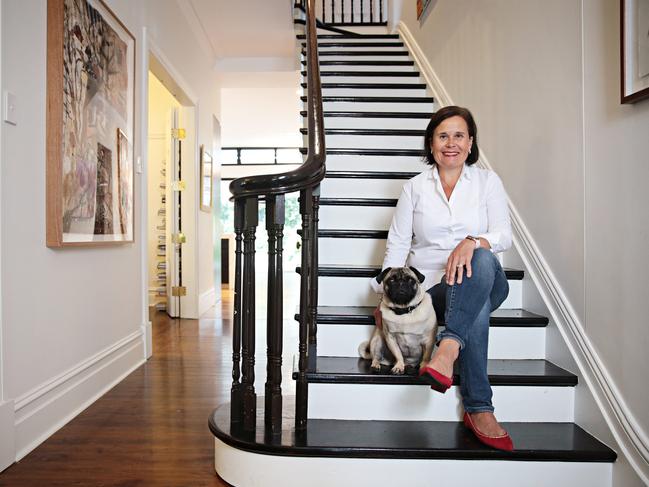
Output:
[371, 164, 512, 293]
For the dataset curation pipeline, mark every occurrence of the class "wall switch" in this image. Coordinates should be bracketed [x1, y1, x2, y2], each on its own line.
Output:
[3, 91, 17, 125]
[136, 156, 143, 174]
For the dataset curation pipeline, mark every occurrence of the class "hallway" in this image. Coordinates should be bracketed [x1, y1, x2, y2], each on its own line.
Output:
[0, 278, 300, 486]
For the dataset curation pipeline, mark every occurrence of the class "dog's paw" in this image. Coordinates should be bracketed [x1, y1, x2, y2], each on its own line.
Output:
[391, 362, 405, 375]
[371, 360, 382, 372]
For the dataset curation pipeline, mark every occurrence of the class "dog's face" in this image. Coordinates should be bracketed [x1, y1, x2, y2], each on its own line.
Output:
[376, 267, 426, 306]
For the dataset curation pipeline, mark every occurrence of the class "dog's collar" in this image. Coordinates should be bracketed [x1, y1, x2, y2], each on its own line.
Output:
[389, 299, 423, 315]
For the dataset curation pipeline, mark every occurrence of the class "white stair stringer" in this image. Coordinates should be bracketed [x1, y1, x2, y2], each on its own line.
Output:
[214, 439, 612, 487]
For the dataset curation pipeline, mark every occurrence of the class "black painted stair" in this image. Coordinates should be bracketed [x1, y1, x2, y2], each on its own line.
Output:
[303, 70, 422, 77]
[296, 264, 525, 280]
[299, 148, 424, 156]
[302, 60, 415, 66]
[296, 34, 401, 39]
[210, 403, 616, 462]
[301, 128, 425, 136]
[303, 50, 410, 57]
[305, 306, 549, 327]
[300, 42, 405, 48]
[319, 197, 398, 206]
[301, 110, 433, 118]
[302, 83, 427, 89]
[325, 170, 419, 179]
[294, 356, 577, 387]
[301, 95, 433, 103]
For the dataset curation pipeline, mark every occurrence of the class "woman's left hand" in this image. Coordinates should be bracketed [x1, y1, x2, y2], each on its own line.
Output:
[445, 239, 476, 285]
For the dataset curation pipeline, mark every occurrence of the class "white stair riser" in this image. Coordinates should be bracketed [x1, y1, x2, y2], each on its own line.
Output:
[323, 134, 423, 149]
[320, 87, 428, 97]
[319, 237, 386, 266]
[321, 101, 433, 112]
[319, 205, 394, 229]
[308, 383, 574, 422]
[318, 64, 417, 72]
[321, 177, 408, 199]
[323, 155, 427, 172]
[317, 276, 523, 308]
[318, 325, 546, 360]
[321, 117, 430, 129]
[215, 441, 612, 487]
[317, 75, 423, 84]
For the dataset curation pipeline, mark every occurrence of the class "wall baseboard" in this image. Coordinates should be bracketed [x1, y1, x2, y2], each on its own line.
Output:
[0, 400, 15, 472]
[199, 287, 217, 317]
[12, 330, 145, 461]
[398, 20, 648, 484]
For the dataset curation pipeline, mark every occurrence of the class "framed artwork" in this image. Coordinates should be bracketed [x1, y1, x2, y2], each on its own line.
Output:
[200, 145, 213, 212]
[621, 0, 649, 103]
[46, 0, 135, 246]
[417, 0, 434, 21]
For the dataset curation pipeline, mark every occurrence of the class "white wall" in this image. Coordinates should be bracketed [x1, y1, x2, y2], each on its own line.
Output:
[219, 71, 302, 147]
[401, 1, 648, 485]
[0, 0, 220, 462]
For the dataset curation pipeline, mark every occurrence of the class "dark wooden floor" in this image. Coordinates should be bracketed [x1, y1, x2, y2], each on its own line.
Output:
[0, 286, 300, 486]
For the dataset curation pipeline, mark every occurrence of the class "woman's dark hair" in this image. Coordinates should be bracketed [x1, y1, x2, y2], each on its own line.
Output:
[423, 105, 479, 165]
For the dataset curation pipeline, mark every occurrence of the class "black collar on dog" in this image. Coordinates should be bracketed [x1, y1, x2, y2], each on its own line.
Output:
[389, 299, 423, 315]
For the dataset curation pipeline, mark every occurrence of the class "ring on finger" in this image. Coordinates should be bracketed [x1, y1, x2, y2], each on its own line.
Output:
[456, 263, 464, 268]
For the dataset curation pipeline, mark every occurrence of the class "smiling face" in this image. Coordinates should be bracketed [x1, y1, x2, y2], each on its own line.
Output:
[430, 115, 473, 171]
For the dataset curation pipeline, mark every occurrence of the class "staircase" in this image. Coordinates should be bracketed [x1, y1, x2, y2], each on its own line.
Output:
[210, 4, 617, 486]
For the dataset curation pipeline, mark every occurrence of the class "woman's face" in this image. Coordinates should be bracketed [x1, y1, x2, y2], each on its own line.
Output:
[430, 115, 473, 172]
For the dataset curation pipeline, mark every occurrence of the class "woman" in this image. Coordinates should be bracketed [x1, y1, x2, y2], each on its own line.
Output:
[372, 106, 513, 451]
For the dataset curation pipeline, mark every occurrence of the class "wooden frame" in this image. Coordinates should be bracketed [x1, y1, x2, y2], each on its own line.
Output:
[621, 0, 649, 103]
[200, 145, 213, 212]
[46, 0, 135, 246]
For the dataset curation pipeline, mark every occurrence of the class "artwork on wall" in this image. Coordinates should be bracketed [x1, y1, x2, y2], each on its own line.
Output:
[417, 0, 434, 21]
[200, 145, 213, 213]
[621, 0, 649, 103]
[46, 0, 135, 246]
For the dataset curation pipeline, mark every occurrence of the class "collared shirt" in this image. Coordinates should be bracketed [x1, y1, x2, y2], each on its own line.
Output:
[371, 164, 512, 293]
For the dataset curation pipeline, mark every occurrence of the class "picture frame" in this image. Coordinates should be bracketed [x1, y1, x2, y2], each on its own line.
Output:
[417, 0, 434, 21]
[621, 0, 649, 103]
[46, 0, 136, 247]
[200, 145, 213, 212]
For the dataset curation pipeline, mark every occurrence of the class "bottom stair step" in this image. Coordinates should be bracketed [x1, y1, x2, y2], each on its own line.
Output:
[211, 399, 616, 487]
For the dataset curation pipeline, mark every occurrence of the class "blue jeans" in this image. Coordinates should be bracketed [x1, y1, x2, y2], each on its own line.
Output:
[426, 248, 509, 413]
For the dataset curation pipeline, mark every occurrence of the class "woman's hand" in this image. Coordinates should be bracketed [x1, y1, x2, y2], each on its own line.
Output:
[445, 239, 476, 285]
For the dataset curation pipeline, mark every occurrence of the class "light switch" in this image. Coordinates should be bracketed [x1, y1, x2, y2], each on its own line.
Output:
[3, 91, 17, 126]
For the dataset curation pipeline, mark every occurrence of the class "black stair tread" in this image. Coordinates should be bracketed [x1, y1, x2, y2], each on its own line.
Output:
[301, 128, 425, 136]
[303, 70, 421, 77]
[301, 95, 434, 103]
[326, 170, 419, 179]
[302, 60, 415, 66]
[210, 401, 616, 461]
[303, 50, 410, 56]
[295, 357, 577, 387]
[299, 148, 424, 156]
[301, 110, 433, 118]
[302, 83, 426, 89]
[300, 42, 405, 47]
[297, 264, 524, 280]
[319, 197, 398, 206]
[310, 306, 549, 327]
[311, 229, 389, 238]
[297, 34, 401, 39]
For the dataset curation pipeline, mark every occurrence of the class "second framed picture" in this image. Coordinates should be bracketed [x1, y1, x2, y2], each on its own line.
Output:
[621, 0, 649, 103]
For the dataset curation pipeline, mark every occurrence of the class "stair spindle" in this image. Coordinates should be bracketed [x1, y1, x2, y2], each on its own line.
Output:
[296, 187, 314, 431]
[241, 197, 259, 432]
[230, 199, 244, 425]
[308, 187, 320, 370]
[379, 0, 383, 23]
[265, 195, 285, 434]
[360, 0, 364, 24]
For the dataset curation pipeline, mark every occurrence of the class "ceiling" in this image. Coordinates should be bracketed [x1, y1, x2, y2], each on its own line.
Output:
[178, 0, 298, 70]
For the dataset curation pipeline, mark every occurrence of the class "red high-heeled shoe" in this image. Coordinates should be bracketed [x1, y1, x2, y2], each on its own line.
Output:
[418, 365, 453, 393]
[463, 412, 514, 451]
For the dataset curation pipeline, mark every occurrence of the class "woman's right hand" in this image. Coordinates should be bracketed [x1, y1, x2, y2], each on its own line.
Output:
[373, 305, 383, 330]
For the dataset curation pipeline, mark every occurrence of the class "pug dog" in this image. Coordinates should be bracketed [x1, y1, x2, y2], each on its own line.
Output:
[358, 267, 438, 374]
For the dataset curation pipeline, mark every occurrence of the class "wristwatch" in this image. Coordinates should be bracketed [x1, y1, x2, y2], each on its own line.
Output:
[466, 236, 481, 249]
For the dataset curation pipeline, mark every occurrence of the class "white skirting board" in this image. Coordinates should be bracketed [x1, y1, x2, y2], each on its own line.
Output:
[214, 437, 612, 487]
[199, 287, 217, 317]
[397, 19, 647, 484]
[12, 331, 145, 460]
[0, 401, 15, 472]
[308, 383, 573, 423]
